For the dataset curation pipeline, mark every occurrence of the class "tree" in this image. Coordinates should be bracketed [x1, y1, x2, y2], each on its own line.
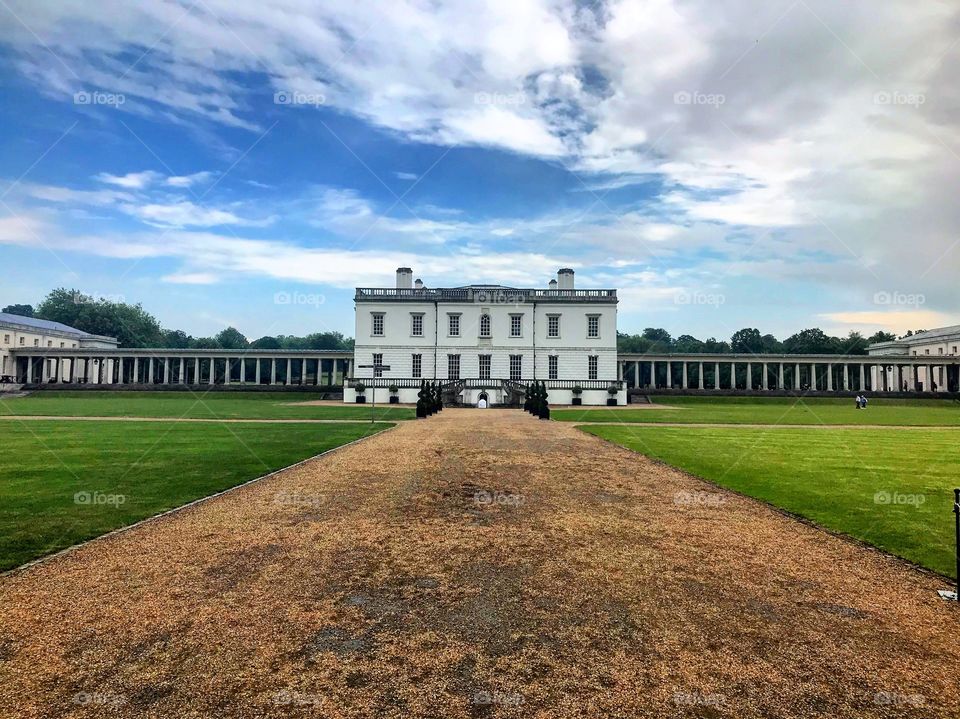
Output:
[730, 328, 764, 354]
[215, 326, 248, 349]
[702, 337, 731, 353]
[760, 334, 783, 353]
[250, 335, 282, 349]
[35, 288, 163, 347]
[2, 303, 33, 317]
[782, 328, 840, 354]
[161, 329, 193, 348]
[867, 331, 896, 344]
[674, 334, 705, 353]
[191, 337, 221, 349]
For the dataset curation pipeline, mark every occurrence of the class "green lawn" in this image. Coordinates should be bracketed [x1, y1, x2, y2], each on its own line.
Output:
[0, 420, 391, 570]
[583, 424, 960, 577]
[554, 396, 960, 426]
[0, 391, 414, 421]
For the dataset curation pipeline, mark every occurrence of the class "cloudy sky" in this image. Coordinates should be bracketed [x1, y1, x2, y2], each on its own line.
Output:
[0, 0, 957, 340]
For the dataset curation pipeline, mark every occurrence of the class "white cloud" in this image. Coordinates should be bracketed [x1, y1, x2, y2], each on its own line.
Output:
[125, 200, 275, 228]
[165, 171, 215, 188]
[393, 171, 418, 180]
[94, 170, 161, 189]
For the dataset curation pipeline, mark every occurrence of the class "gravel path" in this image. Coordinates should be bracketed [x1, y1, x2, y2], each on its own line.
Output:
[1, 409, 957, 718]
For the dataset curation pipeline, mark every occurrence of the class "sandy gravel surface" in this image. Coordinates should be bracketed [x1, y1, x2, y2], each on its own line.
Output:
[1, 409, 957, 718]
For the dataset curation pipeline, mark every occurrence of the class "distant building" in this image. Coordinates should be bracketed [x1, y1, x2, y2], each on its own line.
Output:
[0, 313, 118, 381]
[349, 268, 624, 405]
[866, 325, 960, 358]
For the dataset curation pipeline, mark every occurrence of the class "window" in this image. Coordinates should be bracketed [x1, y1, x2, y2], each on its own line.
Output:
[954, 346, 958, 354]
[411, 313, 423, 337]
[373, 353, 383, 377]
[371, 313, 384, 337]
[547, 315, 560, 338]
[509, 354, 522, 380]
[939, 348, 944, 355]
[588, 355, 598, 380]
[47, 340, 52, 347]
[479, 354, 491, 379]
[447, 354, 460, 380]
[412, 354, 422, 378]
[60, 342, 65, 348]
[479, 314, 491, 337]
[510, 314, 522, 337]
[33, 339, 38, 347]
[19, 337, 25, 345]
[548, 355, 558, 380]
[587, 315, 600, 338]
[2, 334, 8, 344]
[924, 349, 930, 355]
[448, 313, 461, 337]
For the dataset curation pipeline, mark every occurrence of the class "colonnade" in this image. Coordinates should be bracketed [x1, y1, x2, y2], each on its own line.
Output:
[617, 357, 960, 393]
[15, 353, 354, 387]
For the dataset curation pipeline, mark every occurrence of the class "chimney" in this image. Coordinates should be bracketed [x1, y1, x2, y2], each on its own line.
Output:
[396, 267, 413, 289]
[414, 278, 423, 290]
[557, 268, 575, 290]
[548, 279, 558, 290]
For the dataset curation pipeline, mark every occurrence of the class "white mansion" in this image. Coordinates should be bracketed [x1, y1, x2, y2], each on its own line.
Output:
[347, 268, 623, 405]
[3, 272, 960, 403]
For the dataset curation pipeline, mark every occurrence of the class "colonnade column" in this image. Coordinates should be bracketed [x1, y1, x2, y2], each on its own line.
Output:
[794, 363, 800, 390]
[633, 361, 639, 388]
[762, 362, 768, 390]
[163, 358, 170, 384]
[286, 359, 292, 386]
[649, 361, 655, 388]
[255, 359, 261, 385]
[746, 362, 752, 390]
[666, 362, 673, 389]
[778, 362, 784, 390]
[842, 364, 849, 391]
[859, 364, 865, 391]
[714, 362, 720, 390]
[729, 362, 736, 389]
[698, 362, 704, 389]
[208, 358, 215, 385]
[682, 362, 688, 389]
[271, 359, 277, 384]
[827, 363, 833, 391]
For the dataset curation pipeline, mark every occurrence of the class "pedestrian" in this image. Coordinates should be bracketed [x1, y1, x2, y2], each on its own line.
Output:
[855, 394, 862, 409]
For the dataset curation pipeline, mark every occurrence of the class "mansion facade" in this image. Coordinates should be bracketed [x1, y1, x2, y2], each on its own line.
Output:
[348, 268, 624, 405]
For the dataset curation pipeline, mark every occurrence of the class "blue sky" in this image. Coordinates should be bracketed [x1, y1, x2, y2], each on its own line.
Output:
[0, 0, 957, 341]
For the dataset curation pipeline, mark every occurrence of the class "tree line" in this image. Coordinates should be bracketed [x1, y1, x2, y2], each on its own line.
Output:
[2, 289, 353, 351]
[616, 327, 901, 355]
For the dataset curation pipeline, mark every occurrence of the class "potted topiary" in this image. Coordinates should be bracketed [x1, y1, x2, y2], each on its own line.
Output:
[538, 381, 550, 420]
[416, 380, 429, 418]
[571, 385, 583, 406]
[606, 384, 618, 406]
[354, 381, 366, 403]
[389, 384, 400, 404]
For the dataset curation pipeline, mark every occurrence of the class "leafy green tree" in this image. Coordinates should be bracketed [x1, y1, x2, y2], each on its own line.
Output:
[703, 337, 731, 353]
[760, 334, 783, 353]
[215, 326, 248, 349]
[35, 288, 163, 347]
[191, 337, 221, 349]
[867, 331, 896, 344]
[161, 329, 193, 348]
[2, 303, 33, 317]
[782, 328, 840, 354]
[730, 328, 764, 353]
[674, 334, 705, 353]
[250, 335, 282, 349]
